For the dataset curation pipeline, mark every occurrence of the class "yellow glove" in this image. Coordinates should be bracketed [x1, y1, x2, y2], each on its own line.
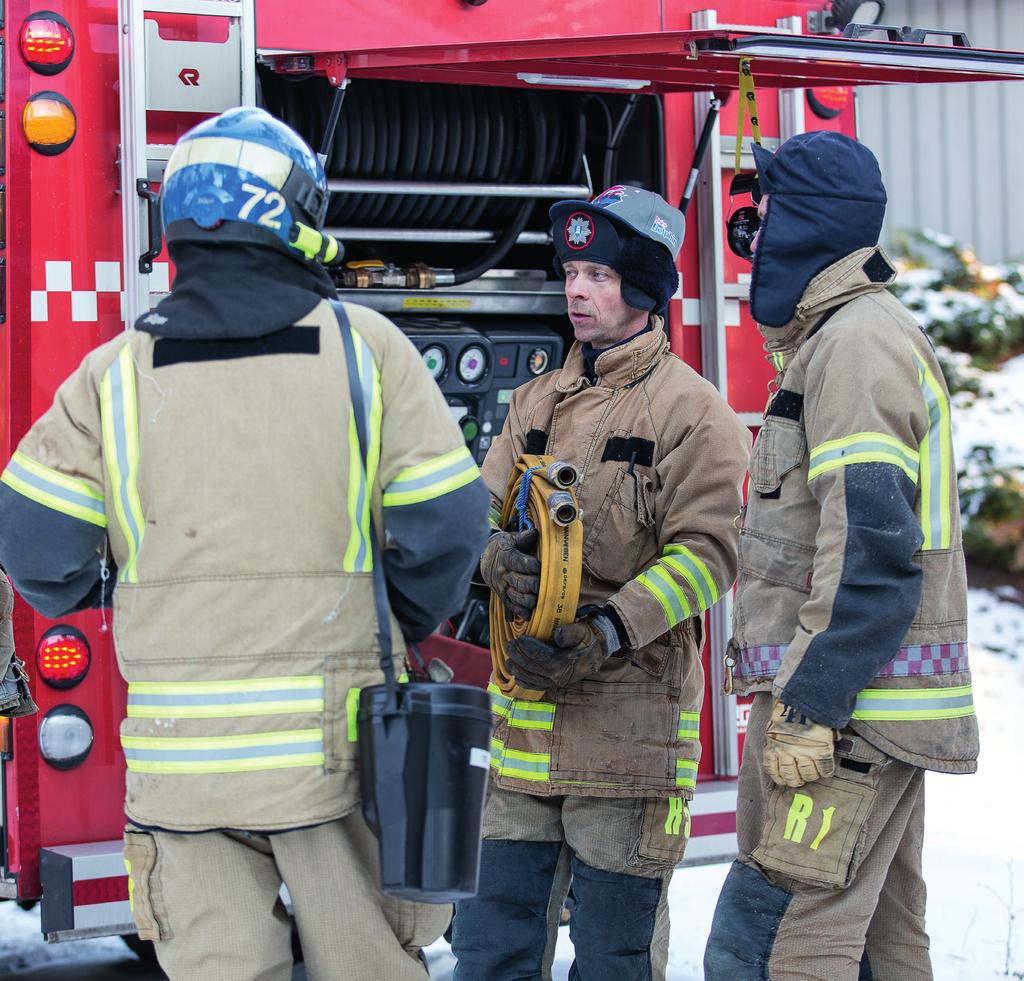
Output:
[763, 701, 839, 788]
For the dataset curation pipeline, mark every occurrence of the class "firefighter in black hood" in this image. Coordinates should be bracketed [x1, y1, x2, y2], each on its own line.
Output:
[705, 131, 976, 980]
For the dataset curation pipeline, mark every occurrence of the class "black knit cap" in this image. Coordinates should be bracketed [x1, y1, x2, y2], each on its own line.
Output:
[550, 186, 683, 314]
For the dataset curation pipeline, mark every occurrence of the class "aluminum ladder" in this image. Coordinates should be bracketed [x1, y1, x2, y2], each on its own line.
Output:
[118, 0, 256, 327]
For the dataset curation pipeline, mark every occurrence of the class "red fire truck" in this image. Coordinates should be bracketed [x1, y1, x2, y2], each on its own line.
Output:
[1, 0, 1021, 947]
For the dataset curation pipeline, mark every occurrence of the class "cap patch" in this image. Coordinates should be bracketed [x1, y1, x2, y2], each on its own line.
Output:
[565, 212, 596, 249]
[650, 214, 679, 251]
[591, 184, 628, 207]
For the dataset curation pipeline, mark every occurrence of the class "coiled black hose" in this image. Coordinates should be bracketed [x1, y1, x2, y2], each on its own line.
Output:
[260, 72, 585, 232]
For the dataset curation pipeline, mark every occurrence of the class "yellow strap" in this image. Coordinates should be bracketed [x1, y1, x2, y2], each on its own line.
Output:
[489, 454, 584, 702]
[734, 58, 763, 174]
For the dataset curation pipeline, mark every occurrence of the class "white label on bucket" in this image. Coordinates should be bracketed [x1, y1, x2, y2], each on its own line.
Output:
[469, 748, 491, 770]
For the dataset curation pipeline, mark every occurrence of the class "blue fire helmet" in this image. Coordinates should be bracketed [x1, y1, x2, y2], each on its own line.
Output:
[160, 107, 342, 265]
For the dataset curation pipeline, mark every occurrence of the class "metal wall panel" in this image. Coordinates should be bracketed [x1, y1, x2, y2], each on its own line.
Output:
[857, 0, 1024, 261]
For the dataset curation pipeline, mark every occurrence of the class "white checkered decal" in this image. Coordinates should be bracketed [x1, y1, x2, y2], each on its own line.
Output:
[30, 261, 170, 323]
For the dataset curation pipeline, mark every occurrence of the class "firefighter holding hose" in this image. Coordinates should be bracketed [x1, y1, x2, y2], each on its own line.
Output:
[452, 186, 751, 980]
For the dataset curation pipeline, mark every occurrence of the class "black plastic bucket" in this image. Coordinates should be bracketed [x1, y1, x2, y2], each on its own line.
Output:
[357, 681, 493, 903]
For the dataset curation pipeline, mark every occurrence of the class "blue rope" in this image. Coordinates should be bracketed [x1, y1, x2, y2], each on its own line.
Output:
[514, 466, 544, 532]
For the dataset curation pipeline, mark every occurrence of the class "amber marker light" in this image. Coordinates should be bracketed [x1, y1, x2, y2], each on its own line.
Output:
[23, 91, 77, 155]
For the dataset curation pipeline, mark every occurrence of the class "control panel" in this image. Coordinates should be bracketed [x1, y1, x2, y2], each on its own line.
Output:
[392, 318, 563, 464]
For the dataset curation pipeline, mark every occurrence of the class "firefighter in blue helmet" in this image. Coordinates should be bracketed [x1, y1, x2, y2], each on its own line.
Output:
[0, 107, 490, 979]
[705, 131, 977, 980]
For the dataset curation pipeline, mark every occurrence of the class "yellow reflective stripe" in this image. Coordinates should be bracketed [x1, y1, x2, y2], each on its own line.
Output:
[0, 454, 107, 527]
[808, 431, 920, 483]
[126, 701, 323, 719]
[489, 736, 550, 782]
[127, 676, 325, 719]
[663, 545, 718, 606]
[9, 450, 104, 501]
[677, 710, 700, 740]
[661, 547, 718, 614]
[383, 445, 480, 507]
[675, 758, 698, 789]
[100, 346, 145, 582]
[122, 728, 324, 774]
[851, 684, 974, 721]
[488, 504, 503, 530]
[128, 677, 324, 694]
[343, 327, 382, 572]
[914, 352, 953, 550]
[810, 432, 919, 464]
[488, 682, 513, 719]
[125, 857, 135, 911]
[346, 687, 360, 742]
[808, 451, 919, 483]
[487, 683, 555, 730]
[636, 564, 691, 627]
[122, 728, 322, 750]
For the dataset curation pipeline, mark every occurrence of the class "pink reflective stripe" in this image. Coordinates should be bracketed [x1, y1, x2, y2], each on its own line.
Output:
[735, 642, 969, 680]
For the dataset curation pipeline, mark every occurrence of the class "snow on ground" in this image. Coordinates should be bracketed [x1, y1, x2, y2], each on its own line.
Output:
[1, 589, 1021, 978]
[951, 353, 1024, 471]
[429, 588, 1024, 980]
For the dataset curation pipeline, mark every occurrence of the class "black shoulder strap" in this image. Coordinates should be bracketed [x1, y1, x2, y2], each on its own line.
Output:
[331, 300, 397, 694]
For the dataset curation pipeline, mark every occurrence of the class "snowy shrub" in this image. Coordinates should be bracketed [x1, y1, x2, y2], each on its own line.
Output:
[959, 447, 1024, 574]
[888, 231, 1024, 575]
[890, 229, 1024, 370]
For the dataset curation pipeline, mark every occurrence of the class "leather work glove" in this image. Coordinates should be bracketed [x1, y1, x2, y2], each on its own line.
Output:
[506, 611, 622, 692]
[763, 700, 839, 788]
[479, 528, 541, 621]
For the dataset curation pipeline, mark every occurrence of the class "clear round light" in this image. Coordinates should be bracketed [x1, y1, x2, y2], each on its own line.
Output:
[38, 705, 93, 770]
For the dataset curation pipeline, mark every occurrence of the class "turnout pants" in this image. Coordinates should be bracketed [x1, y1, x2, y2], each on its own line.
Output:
[451, 783, 690, 981]
[122, 808, 451, 981]
[705, 692, 931, 981]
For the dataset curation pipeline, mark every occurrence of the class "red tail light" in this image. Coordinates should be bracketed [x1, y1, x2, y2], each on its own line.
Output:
[20, 12, 75, 76]
[36, 626, 91, 689]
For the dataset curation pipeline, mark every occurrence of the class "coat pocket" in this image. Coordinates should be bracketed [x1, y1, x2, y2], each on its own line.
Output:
[323, 654, 386, 772]
[751, 736, 886, 887]
[911, 547, 968, 631]
[750, 418, 806, 496]
[634, 796, 690, 866]
[583, 467, 657, 586]
[123, 829, 172, 942]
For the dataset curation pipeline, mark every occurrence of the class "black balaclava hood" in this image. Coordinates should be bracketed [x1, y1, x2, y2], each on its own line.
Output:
[135, 240, 338, 339]
[749, 131, 887, 328]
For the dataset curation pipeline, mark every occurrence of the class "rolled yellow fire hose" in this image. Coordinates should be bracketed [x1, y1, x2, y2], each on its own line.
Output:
[489, 453, 584, 701]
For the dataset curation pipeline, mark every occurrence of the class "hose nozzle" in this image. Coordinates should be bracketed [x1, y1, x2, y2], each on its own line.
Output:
[547, 491, 579, 527]
[545, 461, 579, 489]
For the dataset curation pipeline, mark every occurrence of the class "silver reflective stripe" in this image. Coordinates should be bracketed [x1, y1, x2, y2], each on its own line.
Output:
[4, 457, 106, 521]
[129, 689, 319, 706]
[123, 740, 324, 762]
[351, 329, 376, 571]
[853, 693, 973, 713]
[386, 454, 477, 496]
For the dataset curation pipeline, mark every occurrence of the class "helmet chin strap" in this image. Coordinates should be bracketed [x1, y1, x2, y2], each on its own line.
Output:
[289, 222, 344, 265]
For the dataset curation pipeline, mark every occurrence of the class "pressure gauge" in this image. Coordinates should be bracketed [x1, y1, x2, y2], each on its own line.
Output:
[421, 345, 447, 381]
[457, 345, 487, 385]
[527, 347, 550, 376]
